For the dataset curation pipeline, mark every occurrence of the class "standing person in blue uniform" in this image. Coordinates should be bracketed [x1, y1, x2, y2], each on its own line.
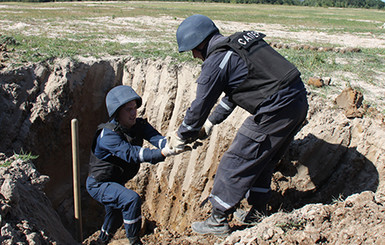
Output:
[86, 85, 177, 245]
[168, 15, 309, 235]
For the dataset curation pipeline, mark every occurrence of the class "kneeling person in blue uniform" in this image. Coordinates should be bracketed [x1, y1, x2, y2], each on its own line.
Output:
[86, 85, 178, 245]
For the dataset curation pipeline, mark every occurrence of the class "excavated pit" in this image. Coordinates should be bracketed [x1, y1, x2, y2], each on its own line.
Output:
[1, 56, 384, 243]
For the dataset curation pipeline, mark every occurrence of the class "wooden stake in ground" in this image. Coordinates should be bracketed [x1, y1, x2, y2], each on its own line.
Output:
[71, 118, 83, 241]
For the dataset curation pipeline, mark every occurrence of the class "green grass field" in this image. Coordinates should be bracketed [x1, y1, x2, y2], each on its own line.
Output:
[1, 2, 384, 60]
[1, 1, 384, 112]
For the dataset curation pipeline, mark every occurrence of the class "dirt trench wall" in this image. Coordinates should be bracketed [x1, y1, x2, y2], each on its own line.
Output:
[122, 58, 385, 234]
[0, 57, 124, 235]
[1, 56, 384, 237]
[0, 155, 77, 244]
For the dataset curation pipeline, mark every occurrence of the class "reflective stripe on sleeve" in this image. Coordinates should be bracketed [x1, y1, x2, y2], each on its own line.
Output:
[123, 215, 142, 225]
[139, 148, 144, 162]
[158, 138, 165, 149]
[100, 129, 105, 138]
[219, 99, 232, 111]
[219, 51, 233, 69]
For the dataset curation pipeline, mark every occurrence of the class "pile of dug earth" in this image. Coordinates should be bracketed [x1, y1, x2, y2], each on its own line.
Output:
[0, 154, 77, 244]
[1, 57, 385, 244]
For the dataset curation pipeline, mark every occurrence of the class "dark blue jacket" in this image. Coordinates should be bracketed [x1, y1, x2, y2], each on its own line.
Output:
[89, 118, 166, 184]
[177, 33, 305, 142]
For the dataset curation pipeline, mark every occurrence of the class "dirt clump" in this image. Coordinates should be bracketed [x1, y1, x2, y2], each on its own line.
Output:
[269, 42, 362, 53]
[307, 77, 325, 88]
[334, 86, 365, 118]
[0, 43, 7, 69]
[222, 191, 385, 244]
[0, 153, 77, 245]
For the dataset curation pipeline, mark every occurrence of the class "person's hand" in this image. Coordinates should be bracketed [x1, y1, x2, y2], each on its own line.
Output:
[161, 144, 177, 157]
[198, 120, 213, 140]
[167, 131, 190, 154]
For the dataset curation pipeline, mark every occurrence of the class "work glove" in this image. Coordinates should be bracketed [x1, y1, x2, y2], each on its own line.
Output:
[161, 144, 177, 157]
[167, 131, 190, 154]
[198, 119, 214, 140]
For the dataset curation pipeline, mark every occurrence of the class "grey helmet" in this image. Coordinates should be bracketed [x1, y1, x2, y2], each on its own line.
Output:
[176, 14, 219, 53]
[106, 85, 142, 118]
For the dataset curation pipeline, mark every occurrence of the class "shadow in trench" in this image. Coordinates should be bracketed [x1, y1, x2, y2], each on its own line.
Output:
[269, 133, 379, 212]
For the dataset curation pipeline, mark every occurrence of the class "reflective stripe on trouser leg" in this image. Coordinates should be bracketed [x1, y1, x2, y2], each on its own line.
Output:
[100, 207, 123, 241]
[86, 177, 125, 241]
[121, 191, 142, 238]
[209, 119, 273, 213]
[209, 92, 308, 213]
[99, 226, 110, 242]
[123, 214, 142, 239]
[90, 180, 143, 238]
[246, 131, 298, 208]
[245, 187, 270, 199]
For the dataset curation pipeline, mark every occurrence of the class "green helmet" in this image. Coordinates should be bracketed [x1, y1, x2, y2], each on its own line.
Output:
[105, 85, 142, 118]
[176, 14, 219, 53]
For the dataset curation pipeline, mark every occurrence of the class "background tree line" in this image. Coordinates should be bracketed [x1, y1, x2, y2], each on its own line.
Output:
[217, 0, 385, 8]
[300, 0, 385, 8]
[1, 0, 385, 9]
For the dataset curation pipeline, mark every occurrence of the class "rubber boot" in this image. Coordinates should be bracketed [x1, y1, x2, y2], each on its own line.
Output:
[94, 230, 112, 245]
[191, 209, 230, 235]
[91, 238, 109, 245]
[234, 205, 267, 225]
[128, 236, 143, 245]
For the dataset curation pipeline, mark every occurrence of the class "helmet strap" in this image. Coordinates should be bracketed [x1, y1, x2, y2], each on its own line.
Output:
[195, 33, 214, 60]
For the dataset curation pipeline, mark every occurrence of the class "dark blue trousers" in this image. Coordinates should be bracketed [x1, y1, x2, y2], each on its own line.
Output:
[209, 89, 308, 213]
[86, 176, 141, 241]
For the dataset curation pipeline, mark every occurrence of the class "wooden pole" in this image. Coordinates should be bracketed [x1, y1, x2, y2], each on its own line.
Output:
[71, 118, 83, 242]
